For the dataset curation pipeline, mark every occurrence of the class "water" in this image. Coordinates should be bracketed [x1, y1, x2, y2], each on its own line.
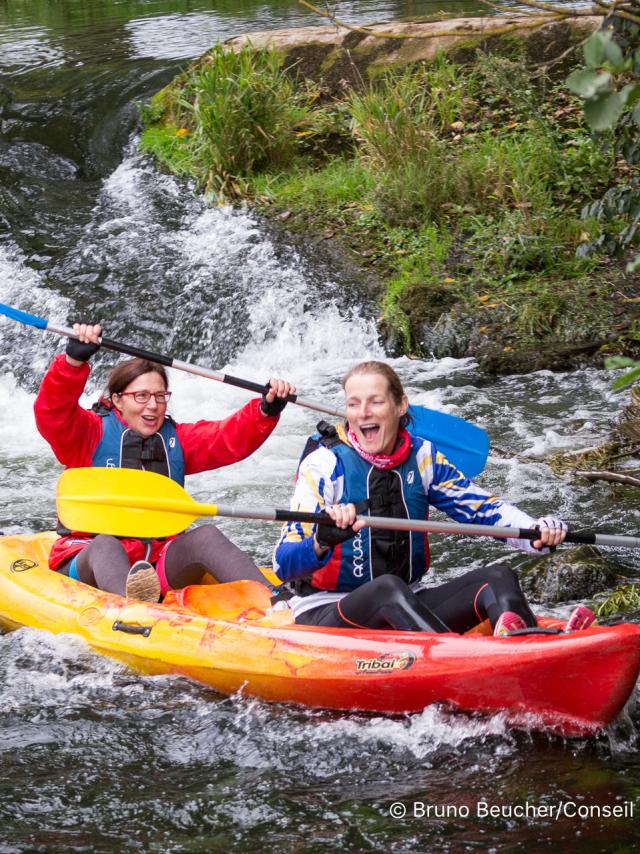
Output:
[1, 2, 638, 851]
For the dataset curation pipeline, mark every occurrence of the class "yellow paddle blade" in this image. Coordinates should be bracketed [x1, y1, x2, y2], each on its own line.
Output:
[56, 468, 220, 538]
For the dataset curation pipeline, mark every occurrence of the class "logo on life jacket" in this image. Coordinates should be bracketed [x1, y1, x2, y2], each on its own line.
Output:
[355, 651, 416, 674]
[352, 532, 365, 578]
[407, 471, 415, 484]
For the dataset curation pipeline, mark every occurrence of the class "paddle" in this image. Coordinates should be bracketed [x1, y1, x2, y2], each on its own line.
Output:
[1, 302, 489, 477]
[56, 468, 640, 548]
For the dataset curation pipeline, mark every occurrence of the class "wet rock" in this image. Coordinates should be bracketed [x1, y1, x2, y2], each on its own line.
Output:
[517, 545, 618, 605]
[0, 84, 12, 116]
[474, 337, 619, 375]
[416, 311, 474, 359]
[378, 318, 405, 357]
[225, 18, 600, 94]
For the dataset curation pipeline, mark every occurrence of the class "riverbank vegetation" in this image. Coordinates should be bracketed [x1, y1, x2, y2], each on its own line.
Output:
[140, 34, 640, 370]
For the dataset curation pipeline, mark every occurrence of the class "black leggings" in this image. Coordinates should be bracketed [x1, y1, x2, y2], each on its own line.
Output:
[59, 525, 265, 596]
[295, 566, 536, 634]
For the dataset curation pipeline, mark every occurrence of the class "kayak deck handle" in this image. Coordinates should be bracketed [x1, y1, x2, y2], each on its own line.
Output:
[112, 620, 152, 637]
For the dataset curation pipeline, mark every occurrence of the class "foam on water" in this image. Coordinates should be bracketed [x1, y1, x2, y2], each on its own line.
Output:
[0, 628, 127, 713]
[159, 691, 515, 776]
[0, 242, 71, 383]
[0, 245, 72, 530]
[306, 705, 513, 761]
[0, 375, 46, 456]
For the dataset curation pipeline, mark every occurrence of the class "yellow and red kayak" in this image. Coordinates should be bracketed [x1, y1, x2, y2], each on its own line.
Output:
[1, 532, 639, 736]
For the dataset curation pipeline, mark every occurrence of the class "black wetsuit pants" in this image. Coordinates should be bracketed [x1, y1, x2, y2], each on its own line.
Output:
[294, 566, 536, 634]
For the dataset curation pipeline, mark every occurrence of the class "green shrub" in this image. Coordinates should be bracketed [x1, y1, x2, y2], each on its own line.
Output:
[176, 44, 312, 193]
[381, 225, 456, 348]
[463, 210, 588, 275]
[593, 583, 640, 618]
[470, 53, 542, 117]
[347, 60, 470, 226]
[371, 157, 460, 227]
[461, 130, 558, 214]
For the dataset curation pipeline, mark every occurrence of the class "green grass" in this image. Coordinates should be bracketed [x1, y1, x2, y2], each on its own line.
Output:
[139, 48, 625, 355]
[380, 225, 456, 349]
[593, 583, 640, 618]
[139, 125, 201, 179]
[248, 158, 373, 209]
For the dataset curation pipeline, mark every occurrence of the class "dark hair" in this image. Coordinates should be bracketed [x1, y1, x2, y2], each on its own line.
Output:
[107, 358, 169, 399]
[341, 361, 411, 427]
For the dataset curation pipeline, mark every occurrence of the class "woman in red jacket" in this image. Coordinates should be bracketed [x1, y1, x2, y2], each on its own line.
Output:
[34, 323, 295, 602]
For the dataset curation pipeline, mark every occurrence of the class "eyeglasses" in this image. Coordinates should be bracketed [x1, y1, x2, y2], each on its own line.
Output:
[116, 391, 172, 404]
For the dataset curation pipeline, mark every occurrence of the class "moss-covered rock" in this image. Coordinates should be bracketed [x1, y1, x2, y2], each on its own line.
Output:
[518, 545, 618, 605]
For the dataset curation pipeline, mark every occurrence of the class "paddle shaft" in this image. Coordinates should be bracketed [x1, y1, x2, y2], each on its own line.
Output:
[52, 323, 343, 418]
[60, 492, 638, 546]
[2, 302, 492, 478]
[2, 306, 343, 419]
[201, 504, 640, 549]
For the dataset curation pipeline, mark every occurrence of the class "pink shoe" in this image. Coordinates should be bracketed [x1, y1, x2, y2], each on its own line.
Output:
[564, 605, 596, 632]
[494, 611, 527, 637]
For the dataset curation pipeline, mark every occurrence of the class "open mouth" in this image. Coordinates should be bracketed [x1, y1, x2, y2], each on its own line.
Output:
[360, 424, 380, 441]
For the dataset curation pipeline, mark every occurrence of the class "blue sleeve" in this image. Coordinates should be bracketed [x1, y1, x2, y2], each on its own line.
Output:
[416, 439, 535, 529]
[273, 535, 333, 583]
[272, 446, 342, 582]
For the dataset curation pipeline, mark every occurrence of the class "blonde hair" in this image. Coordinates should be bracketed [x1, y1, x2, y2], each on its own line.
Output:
[341, 361, 406, 406]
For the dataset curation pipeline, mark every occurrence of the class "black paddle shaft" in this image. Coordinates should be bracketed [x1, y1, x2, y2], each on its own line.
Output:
[100, 338, 299, 402]
[222, 373, 298, 403]
[101, 337, 173, 366]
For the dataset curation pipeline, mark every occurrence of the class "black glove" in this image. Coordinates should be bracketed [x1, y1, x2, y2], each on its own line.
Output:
[315, 514, 358, 550]
[66, 336, 101, 362]
[260, 381, 289, 417]
[314, 500, 369, 550]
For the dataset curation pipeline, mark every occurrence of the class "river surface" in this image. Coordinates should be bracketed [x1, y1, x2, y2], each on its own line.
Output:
[1, 2, 639, 852]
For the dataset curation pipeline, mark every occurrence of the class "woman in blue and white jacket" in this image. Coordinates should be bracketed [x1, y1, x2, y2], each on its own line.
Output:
[274, 361, 593, 637]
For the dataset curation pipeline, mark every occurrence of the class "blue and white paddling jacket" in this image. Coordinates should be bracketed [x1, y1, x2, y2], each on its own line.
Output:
[273, 429, 537, 614]
[92, 406, 185, 486]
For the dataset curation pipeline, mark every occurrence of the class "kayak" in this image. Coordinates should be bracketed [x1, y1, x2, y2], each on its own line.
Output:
[1, 532, 639, 736]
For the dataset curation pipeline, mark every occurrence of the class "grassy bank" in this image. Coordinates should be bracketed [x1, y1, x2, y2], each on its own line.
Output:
[140, 44, 638, 368]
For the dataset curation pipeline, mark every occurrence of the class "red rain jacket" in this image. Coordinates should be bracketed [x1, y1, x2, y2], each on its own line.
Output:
[34, 354, 280, 569]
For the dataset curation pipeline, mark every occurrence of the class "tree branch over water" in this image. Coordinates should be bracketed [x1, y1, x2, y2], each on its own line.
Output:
[575, 470, 640, 486]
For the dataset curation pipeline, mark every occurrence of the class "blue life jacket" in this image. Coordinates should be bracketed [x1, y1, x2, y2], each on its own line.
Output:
[302, 435, 430, 594]
[91, 406, 185, 486]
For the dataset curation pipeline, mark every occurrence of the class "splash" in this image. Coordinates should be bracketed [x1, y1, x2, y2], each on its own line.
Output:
[0, 242, 71, 384]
